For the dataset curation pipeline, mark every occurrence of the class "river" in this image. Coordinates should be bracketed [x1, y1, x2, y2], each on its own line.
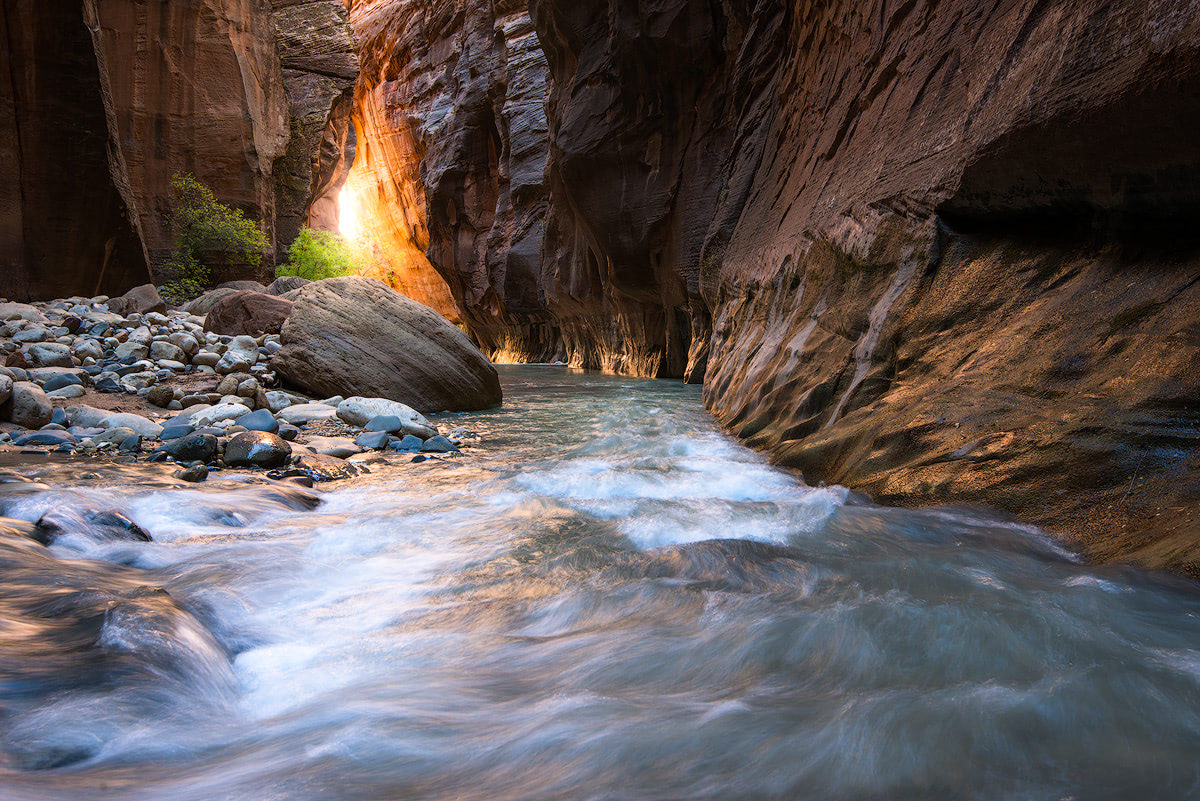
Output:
[2, 365, 1200, 800]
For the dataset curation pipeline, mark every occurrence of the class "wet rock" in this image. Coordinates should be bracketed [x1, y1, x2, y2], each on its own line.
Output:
[420, 435, 459, 453]
[107, 284, 166, 316]
[354, 431, 390, 450]
[277, 422, 301, 441]
[238, 408, 279, 433]
[174, 464, 209, 482]
[303, 436, 362, 459]
[6, 382, 52, 428]
[336, 397, 436, 438]
[272, 276, 502, 412]
[284, 453, 360, 482]
[390, 434, 424, 452]
[13, 430, 77, 447]
[154, 433, 219, 463]
[33, 508, 151, 545]
[224, 431, 292, 468]
[204, 291, 293, 336]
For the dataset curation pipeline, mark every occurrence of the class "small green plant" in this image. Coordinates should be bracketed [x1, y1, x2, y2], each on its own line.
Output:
[161, 172, 268, 302]
[277, 228, 361, 281]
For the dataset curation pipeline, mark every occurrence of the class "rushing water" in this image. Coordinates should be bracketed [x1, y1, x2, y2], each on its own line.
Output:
[2, 365, 1200, 800]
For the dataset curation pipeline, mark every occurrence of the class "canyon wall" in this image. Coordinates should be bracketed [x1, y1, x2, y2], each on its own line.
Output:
[0, 0, 151, 301]
[1, 0, 358, 297]
[523, 0, 1200, 573]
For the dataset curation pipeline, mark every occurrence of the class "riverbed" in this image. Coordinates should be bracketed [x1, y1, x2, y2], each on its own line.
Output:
[2, 365, 1200, 800]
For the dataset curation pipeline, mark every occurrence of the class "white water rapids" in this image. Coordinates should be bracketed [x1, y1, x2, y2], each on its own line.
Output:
[2, 366, 1200, 800]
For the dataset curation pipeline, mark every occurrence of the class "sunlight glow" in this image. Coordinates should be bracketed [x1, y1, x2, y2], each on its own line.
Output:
[338, 186, 362, 242]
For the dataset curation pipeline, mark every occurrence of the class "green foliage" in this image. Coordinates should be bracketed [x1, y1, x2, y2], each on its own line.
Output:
[277, 228, 362, 281]
[161, 172, 268, 302]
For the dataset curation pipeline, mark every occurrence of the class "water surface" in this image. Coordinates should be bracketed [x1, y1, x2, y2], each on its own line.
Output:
[2, 366, 1200, 800]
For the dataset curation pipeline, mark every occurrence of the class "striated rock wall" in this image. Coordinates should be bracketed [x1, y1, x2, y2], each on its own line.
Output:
[89, 0, 290, 280]
[522, 0, 1200, 572]
[0, 0, 151, 301]
[345, 0, 551, 331]
[271, 0, 360, 252]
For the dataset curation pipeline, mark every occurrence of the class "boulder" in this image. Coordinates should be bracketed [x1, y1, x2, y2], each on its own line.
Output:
[265, 276, 310, 296]
[277, 403, 338, 424]
[0, 374, 12, 405]
[23, 342, 73, 368]
[5, 382, 52, 428]
[217, 280, 268, 293]
[102, 413, 163, 439]
[336, 397, 437, 438]
[183, 287, 240, 316]
[271, 277, 502, 412]
[154, 433, 219, 463]
[107, 284, 166, 316]
[224, 431, 291, 468]
[203, 290, 294, 336]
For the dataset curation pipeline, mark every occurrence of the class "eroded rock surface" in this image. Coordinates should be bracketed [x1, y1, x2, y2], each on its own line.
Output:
[522, 0, 1200, 571]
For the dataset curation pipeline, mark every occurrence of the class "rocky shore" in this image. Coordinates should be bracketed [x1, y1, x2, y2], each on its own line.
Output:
[0, 282, 485, 487]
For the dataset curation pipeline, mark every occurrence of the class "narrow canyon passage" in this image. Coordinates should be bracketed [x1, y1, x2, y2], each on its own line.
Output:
[3, 367, 1200, 800]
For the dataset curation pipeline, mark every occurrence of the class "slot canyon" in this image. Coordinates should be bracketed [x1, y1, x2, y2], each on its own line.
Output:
[2, 1, 1200, 797]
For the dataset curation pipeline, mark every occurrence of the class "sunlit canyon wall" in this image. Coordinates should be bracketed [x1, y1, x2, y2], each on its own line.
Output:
[347, 0, 1200, 572]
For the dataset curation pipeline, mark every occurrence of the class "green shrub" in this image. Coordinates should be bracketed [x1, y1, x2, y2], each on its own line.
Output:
[161, 172, 268, 302]
[277, 228, 361, 281]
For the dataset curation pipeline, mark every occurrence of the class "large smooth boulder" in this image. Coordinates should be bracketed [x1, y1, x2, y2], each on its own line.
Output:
[5, 382, 52, 428]
[336, 397, 436, 438]
[204, 291, 293, 336]
[271, 277, 502, 412]
[107, 284, 166, 316]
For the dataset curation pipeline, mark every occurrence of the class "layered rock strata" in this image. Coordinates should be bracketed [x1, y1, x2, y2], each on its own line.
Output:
[271, 0, 361, 251]
[89, 0, 290, 279]
[345, 0, 551, 328]
[525, 0, 1200, 571]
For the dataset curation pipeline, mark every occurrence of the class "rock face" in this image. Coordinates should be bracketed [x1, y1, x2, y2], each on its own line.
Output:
[0, 0, 152, 301]
[343, 0, 546, 324]
[516, 0, 1200, 573]
[271, 276, 502, 412]
[271, 0, 360, 252]
[88, 0, 290, 279]
[204, 291, 294, 336]
[1, 0, 363, 297]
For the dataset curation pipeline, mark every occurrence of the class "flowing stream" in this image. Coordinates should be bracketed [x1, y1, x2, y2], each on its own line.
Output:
[2, 365, 1200, 800]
